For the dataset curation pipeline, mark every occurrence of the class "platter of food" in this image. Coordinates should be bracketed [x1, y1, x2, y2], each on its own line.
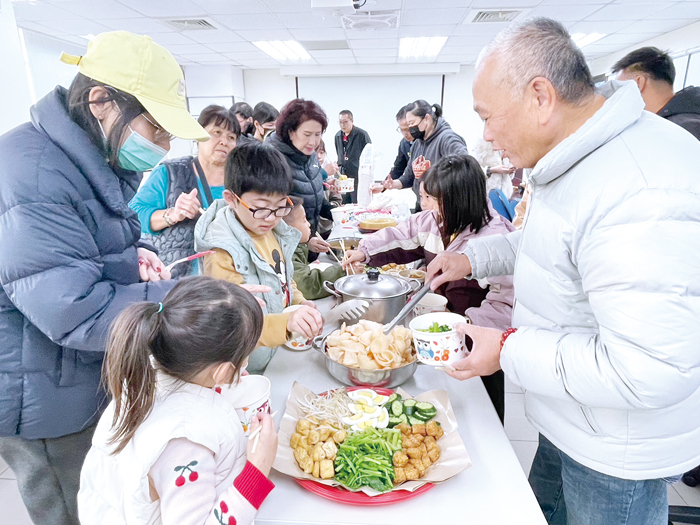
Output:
[273, 382, 471, 505]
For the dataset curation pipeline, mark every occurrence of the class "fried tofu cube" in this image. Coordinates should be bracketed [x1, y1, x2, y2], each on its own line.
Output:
[428, 447, 440, 463]
[418, 443, 427, 455]
[312, 460, 320, 478]
[396, 423, 411, 435]
[320, 459, 334, 479]
[413, 433, 424, 442]
[393, 451, 409, 468]
[426, 420, 441, 437]
[290, 432, 302, 449]
[307, 429, 321, 445]
[300, 457, 314, 474]
[404, 466, 420, 481]
[411, 424, 427, 436]
[424, 436, 436, 446]
[394, 467, 407, 485]
[402, 435, 420, 448]
[296, 419, 312, 435]
[406, 447, 422, 459]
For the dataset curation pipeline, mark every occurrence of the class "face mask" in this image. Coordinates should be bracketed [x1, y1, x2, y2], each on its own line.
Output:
[118, 127, 168, 172]
[409, 125, 425, 141]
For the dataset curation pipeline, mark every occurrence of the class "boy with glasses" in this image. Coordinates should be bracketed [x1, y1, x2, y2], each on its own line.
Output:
[195, 143, 323, 373]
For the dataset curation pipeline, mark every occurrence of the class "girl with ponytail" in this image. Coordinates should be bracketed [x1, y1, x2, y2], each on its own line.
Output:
[388, 99, 470, 212]
[78, 276, 278, 525]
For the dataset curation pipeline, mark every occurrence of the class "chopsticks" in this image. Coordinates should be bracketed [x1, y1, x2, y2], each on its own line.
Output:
[338, 238, 355, 275]
[164, 250, 214, 272]
[250, 411, 278, 453]
[199, 206, 206, 215]
[317, 232, 342, 265]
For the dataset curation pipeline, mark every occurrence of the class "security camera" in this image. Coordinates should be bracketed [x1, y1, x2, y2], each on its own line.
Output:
[352, 0, 362, 8]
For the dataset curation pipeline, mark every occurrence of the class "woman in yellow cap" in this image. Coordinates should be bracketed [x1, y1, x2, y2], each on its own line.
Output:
[0, 31, 209, 525]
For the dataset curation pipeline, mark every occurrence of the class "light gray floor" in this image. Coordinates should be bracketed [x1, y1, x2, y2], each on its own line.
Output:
[1, 377, 698, 524]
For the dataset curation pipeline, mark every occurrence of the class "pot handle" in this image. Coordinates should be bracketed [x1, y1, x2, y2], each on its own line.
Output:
[323, 281, 341, 299]
[407, 279, 422, 293]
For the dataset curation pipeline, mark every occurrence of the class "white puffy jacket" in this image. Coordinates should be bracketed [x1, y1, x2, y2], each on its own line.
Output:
[463, 80, 700, 480]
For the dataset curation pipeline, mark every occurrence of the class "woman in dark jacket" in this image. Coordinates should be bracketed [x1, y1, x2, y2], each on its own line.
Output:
[388, 100, 469, 211]
[267, 98, 331, 255]
[0, 31, 209, 525]
[129, 105, 240, 277]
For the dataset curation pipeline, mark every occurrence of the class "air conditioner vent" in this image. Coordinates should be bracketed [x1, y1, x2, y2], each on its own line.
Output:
[470, 10, 522, 23]
[341, 10, 399, 32]
[162, 19, 217, 31]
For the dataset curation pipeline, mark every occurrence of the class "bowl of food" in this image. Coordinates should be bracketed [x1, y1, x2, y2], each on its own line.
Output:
[409, 312, 468, 366]
[284, 305, 313, 351]
[358, 216, 397, 233]
[314, 320, 418, 388]
[399, 268, 426, 283]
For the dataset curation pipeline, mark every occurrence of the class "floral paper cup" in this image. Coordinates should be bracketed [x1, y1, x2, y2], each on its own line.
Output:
[219, 375, 271, 435]
[409, 312, 468, 366]
[283, 305, 313, 351]
[330, 204, 359, 225]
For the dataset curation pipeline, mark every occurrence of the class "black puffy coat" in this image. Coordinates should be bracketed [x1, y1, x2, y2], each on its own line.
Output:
[267, 132, 324, 233]
[0, 87, 175, 439]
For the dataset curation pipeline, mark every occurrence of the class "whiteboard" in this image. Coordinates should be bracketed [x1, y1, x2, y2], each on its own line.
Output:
[297, 75, 443, 180]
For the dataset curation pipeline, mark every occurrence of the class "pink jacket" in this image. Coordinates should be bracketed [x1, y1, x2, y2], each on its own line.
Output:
[358, 208, 514, 330]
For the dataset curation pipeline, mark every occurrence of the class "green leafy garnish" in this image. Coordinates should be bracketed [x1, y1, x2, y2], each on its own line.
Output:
[417, 322, 452, 333]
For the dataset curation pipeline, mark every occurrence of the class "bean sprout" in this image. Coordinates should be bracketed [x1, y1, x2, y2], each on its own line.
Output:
[298, 388, 352, 427]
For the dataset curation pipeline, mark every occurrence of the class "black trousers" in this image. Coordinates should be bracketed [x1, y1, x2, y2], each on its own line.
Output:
[481, 370, 505, 424]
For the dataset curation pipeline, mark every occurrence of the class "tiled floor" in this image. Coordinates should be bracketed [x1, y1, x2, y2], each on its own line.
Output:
[1, 380, 699, 523]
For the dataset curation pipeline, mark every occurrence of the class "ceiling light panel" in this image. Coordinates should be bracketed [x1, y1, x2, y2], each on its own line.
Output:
[253, 40, 312, 62]
[399, 36, 448, 59]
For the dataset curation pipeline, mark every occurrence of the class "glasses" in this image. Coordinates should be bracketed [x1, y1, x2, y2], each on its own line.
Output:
[140, 113, 175, 143]
[235, 194, 294, 219]
[396, 126, 410, 134]
[339, 119, 352, 125]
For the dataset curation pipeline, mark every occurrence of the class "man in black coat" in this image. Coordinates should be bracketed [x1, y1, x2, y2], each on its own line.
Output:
[613, 47, 700, 141]
[334, 110, 371, 203]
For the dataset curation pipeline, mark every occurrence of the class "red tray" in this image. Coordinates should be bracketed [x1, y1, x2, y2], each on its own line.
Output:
[294, 386, 435, 506]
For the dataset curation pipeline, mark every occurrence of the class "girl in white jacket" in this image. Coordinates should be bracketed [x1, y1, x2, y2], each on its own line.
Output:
[78, 277, 277, 524]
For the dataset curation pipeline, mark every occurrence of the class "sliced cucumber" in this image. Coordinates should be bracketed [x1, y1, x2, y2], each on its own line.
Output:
[415, 401, 435, 412]
[416, 407, 437, 420]
[391, 401, 404, 417]
[386, 393, 401, 404]
[412, 411, 432, 422]
[403, 399, 417, 409]
[388, 416, 403, 428]
[404, 405, 415, 416]
[407, 415, 424, 426]
[398, 414, 409, 425]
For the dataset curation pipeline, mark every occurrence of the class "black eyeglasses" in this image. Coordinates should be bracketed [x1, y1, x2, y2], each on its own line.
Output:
[235, 194, 294, 219]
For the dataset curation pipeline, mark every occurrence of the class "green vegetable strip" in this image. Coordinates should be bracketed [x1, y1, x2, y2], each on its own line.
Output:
[333, 428, 402, 492]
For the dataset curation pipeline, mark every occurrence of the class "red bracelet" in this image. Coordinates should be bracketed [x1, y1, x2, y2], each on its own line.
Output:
[500, 328, 517, 350]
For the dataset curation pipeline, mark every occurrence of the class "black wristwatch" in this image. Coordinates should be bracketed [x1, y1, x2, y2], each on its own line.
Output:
[486, 167, 492, 177]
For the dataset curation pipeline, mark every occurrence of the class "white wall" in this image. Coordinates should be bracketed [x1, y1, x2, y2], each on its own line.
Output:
[297, 75, 443, 178]
[442, 65, 484, 153]
[242, 68, 297, 111]
[589, 20, 700, 77]
[0, 0, 33, 134]
[21, 30, 85, 101]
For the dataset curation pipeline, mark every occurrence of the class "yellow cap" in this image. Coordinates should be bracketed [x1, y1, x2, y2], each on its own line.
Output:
[60, 31, 209, 141]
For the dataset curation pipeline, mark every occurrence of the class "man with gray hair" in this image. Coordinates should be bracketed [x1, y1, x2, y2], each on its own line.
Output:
[426, 17, 700, 525]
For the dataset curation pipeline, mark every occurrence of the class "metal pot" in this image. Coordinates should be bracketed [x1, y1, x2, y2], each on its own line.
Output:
[323, 269, 419, 324]
[313, 334, 418, 389]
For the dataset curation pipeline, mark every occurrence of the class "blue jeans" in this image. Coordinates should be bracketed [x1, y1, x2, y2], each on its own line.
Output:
[529, 434, 668, 525]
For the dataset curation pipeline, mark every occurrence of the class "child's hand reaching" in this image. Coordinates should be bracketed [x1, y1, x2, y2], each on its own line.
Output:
[287, 306, 323, 340]
[341, 250, 366, 270]
[246, 413, 278, 477]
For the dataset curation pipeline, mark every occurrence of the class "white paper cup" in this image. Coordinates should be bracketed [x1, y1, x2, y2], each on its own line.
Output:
[414, 293, 448, 316]
[409, 312, 468, 366]
[283, 305, 312, 351]
[330, 204, 359, 225]
[219, 375, 271, 435]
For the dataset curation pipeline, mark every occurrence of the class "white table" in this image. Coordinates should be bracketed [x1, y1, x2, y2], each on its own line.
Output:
[257, 338, 546, 524]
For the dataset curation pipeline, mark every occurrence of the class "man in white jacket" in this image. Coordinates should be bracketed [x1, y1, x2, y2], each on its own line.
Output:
[427, 17, 700, 525]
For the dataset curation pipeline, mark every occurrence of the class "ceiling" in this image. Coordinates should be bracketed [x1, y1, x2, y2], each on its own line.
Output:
[11, 0, 700, 70]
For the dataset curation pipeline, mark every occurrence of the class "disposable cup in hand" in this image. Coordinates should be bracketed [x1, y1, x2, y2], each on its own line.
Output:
[219, 375, 271, 435]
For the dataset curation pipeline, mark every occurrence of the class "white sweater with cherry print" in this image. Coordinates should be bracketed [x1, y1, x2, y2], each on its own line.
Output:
[78, 376, 274, 524]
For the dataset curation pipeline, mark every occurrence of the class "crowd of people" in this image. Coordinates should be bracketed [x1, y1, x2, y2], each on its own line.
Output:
[0, 16, 699, 525]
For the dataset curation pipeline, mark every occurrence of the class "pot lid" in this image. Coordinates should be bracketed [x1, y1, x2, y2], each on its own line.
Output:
[334, 269, 410, 298]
